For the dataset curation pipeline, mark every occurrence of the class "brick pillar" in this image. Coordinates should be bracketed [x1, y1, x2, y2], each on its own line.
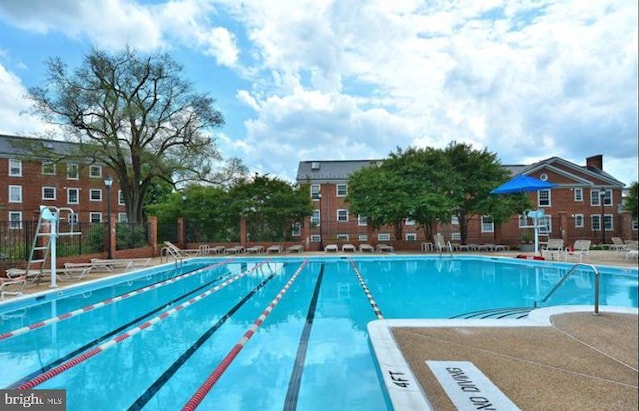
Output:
[240, 217, 247, 245]
[177, 217, 185, 248]
[148, 216, 158, 256]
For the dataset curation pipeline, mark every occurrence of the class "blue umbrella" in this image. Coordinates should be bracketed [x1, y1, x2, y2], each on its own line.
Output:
[491, 174, 557, 194]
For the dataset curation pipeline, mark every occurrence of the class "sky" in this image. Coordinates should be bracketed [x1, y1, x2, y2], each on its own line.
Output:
[0, 0, 637, 185]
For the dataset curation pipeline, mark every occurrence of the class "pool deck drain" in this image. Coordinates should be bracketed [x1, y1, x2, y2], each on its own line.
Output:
[369, 306, 639, 411]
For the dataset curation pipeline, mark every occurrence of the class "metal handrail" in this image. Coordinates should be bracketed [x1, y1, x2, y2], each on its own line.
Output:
[537, 263, 601, 315]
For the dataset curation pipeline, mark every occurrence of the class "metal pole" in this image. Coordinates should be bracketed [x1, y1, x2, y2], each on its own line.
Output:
[600, 190, 605, 245]
[105, 176, 113, 259]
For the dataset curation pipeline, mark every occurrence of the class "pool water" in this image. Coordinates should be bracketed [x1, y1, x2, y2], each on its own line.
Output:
[0, 256, 637, 410]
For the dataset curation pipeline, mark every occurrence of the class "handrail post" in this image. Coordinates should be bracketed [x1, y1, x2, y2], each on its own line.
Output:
[593, 270, 600, 315]
[538, 263, 600, 315]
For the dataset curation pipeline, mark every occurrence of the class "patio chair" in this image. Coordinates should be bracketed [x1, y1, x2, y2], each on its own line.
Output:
[433, 233, 452, 252]
[286, 245, 304, 253]
[162, 241, 201, 258]
[342, 244, 356, 252]
[324, 244, 338, 252]
[566, 240, 591, 262]
[541, 238, 565, 260]
[224, 245, 246, 254]
[0, 275, 27, 300]
[247, 245, 265, 254]
[610, 237, 628, 253]
[359, 244, 375, 253]
[375, 244, 395, 252]
[266, 245, 283, 253]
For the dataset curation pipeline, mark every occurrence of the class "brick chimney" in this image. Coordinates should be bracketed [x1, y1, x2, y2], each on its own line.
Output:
[586, 154, 603, 170]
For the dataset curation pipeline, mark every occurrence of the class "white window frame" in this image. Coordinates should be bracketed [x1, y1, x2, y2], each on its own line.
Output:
[405, 218, 416, 226]
[311, 209, 320, 225]
[90, 189, 103, 201]
[9, 211, 22, 229]
[118, 190, 125, 205]
[67, 188, 79, 204]
[377, 233, 391, 241]
[358, 215, 368, 226]
[292, 222, 301, 237]
[336, 183, 348, 197]
[591, 189, 612, 206]
[451, 232, 461, 241]
[310, 184, 320, 200]
[8, 159, 22, 177]
[632, 220, 639, 231]
[604, 214, 614, 231]
[8, 185, 22, 203]
[574, 214, 584, 228]
[90, 212, 103, 223]
[358, 234, 368, 241]
[42, 186, 56, 200]
[89, 165, 102, 178]
[574, 188, 583, 202]
[310, 234, 321, 243]
[518, 215, 528, 228]
[336, 234, 349, 241]
[451, 216, 459, 225]
[337, 209, 349, 222]
[405, 232, 417, 241]
[118, 213, 128, 223]
[66, 163, 79, 180]
[68, 213, 78, 225]
[42, 161, 55, 175]
[537, 189, 551, 207]
[481, 215, 494, 233]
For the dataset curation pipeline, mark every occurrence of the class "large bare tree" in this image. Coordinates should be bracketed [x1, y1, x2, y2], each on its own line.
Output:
[28, 47, 243, 223]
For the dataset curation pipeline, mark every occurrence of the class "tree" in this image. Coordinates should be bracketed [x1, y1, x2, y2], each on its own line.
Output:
[624, 182, 639, 221]
[27, 47, 245, 223]
[442, 142, 515, 244]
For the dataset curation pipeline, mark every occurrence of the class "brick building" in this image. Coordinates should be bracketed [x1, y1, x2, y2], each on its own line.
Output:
[0, 134, 125, 226]
[296, 155, 638, 251]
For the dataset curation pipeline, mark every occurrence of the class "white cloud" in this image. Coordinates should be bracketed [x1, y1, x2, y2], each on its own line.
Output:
[0, 64, 50, 135]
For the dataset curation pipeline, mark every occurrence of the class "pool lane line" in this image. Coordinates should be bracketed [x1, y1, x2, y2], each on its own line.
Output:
[0, 260, 234, 342]
[12, 260, 271, 390]
[349, 259, 384, 319]
[8, 263, 257, 389]
[127, 271, 279, 410]
[283, 263, 325, 411]
[181, 259, 309, 411]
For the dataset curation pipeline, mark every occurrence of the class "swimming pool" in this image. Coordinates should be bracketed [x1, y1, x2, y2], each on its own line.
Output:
[0, 256, 637, 410]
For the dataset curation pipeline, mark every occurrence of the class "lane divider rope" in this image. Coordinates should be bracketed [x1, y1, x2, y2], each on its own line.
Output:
[0, 260, 234, 342]
[349, 259, 383, 319]
[14, 260, 270, 390]
[181, 259, 309, 411]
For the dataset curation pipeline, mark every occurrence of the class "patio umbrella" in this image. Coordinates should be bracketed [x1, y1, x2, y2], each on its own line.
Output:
[491, 174, 557, 254]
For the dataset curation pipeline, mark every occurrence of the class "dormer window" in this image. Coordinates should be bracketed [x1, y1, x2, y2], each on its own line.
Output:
[311, 161, 321, 170]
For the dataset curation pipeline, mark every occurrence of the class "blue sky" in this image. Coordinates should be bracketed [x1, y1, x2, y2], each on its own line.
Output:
[0, 0, 637, 185]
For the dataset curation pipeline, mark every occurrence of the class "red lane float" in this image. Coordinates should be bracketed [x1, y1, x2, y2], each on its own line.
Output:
[515, 255, 545, 260]
[0, 260, 234, 342]
[181, 259, 309, 411]
[14, 260, 269, 390]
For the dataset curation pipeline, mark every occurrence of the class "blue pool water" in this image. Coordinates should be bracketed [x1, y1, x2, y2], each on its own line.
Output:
[0, 256, 637, 410]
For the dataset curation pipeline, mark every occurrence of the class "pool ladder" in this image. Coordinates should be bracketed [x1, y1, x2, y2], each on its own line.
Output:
[535, 263, 601, 315]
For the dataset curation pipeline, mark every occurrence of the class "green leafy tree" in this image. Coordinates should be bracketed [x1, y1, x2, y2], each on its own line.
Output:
[624, 182, 638, 221]
[27, 47, 246, 223]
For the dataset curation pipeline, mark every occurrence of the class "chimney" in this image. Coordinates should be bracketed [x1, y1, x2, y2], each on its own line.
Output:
[586, 154, 603, 171]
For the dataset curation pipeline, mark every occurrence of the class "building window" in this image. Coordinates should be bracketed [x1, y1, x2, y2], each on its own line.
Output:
[574, 188, 583, 202]
[9, 212, 22, 229]
[310, 184, 320, 200]
[574, 214, 584, 228]
[358, 234, 368, 241]
[310, 234, 321, 243]
[405, 218, 415, 226]
[311, 209, 320, 225]
[540, 215, 552, 233]
[337, 209, 349, 222]
[118, 190, 125, 205]
[292, 222, 301, 237]
[358, 215, 368, 226]
[405, 233, 417, 241]
[336, 183, 348, 197]
[67, 188, 79, 204]
[90, 189, 102, 201]
[451, 216, 459, 225]
[67, 163, 79, 179]
[90, 212, 102, 223]
[590, 189, 612, 206]
[591, 215, 612, 231]
[9, 185, 22, 203]
[89, 165, 102, 178]
[42, 186, 56, 200]
[537, 189, 551, 207]
[68, 213, 78, 225]
[336, 234, 349, 241]
[377, 233, 391, 241]
[42, 161, 56, 175]
[518, 215, 528, 228]
[8, 159, 22, 176]
[451, 232, 461, 241]
[632, 220, 639, 231]
[604, 215, 613, 231]
[481, 215, 494, 233]
[118, 213, 128, 223]
[591, 215, 601, 231]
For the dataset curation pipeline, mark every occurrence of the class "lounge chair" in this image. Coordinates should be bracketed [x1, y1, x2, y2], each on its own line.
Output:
[610, 237, 628, 253]
[359, 244, 375, 253]
[324, 244, 338, 252]
[375, 244, 394, 253]
[434, 234, 452, 252]
[224, 245, 245, 254]
[246, 245, 265, 254]
[162, 241, 201, 259]
[0, 275, 27, 300]
[89, 258, 152, 271]
[541, 238, 565, 260]
[342, 244, 356, 252]
[566, 240, 591, 262]
[286, 245, 304, 253]
[266, 245, 283, 253]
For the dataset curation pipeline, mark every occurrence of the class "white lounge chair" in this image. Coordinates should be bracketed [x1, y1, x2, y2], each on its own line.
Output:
[359, 244, 375, 253]
[375, 244, 394, 253]
[566, 240, 591, 262]
[162, 241, 201, 259]
[266, 245, 283, 253]
[342, 244, 356, 252]
[541, 238, 565, 260]
[246, 245, 265, 254]
[224, 245, 245, 254]
[286, 245, 304, 253]
[0, 275, 27, 300]
[434, 234, 452, 252]
[324, 244, 338, 252]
